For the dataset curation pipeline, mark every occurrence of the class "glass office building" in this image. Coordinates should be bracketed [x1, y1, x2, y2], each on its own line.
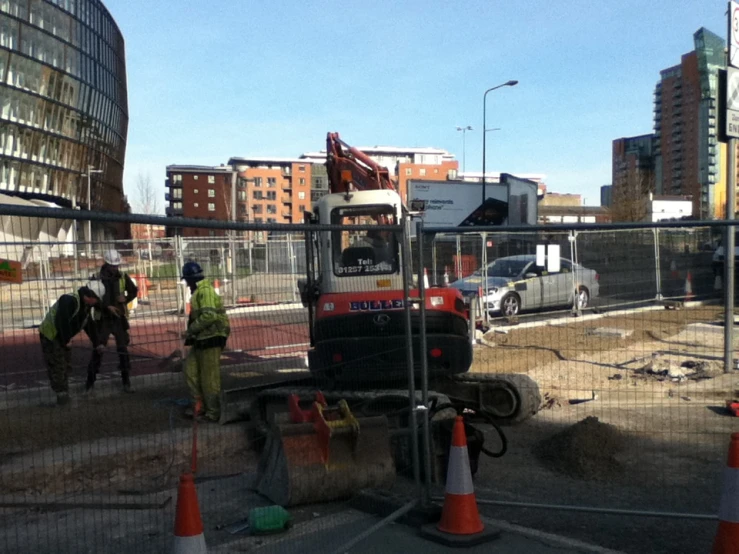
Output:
[0, 0, 128, 223]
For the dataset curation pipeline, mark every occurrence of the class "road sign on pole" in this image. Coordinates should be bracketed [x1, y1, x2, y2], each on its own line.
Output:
[731, 1, 739, 68]
[727, 68, 739, 138]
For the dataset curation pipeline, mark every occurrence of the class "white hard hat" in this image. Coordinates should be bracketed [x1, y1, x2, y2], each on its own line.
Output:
[103, 249, 122, 265]
[86, 280, 106, 299]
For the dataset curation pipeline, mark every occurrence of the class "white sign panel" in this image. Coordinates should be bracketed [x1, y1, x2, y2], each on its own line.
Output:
[731, 1, 739, 68]
[546, 245, 561, 273]
[728, 67, 739, 111]
[536, 244, 546, 267]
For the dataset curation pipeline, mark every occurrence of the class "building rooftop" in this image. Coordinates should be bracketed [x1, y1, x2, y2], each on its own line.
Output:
[166, 165, 233, 173]
[227, 157, 311, 166]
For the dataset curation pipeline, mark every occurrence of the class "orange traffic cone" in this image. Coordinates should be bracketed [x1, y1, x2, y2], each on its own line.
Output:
[213, 279, 220, 295]
[421, 416, 500, 546]
[713, 433, 739, 553]
[174, 472, 206, 553]
[685, 271, 694, 301]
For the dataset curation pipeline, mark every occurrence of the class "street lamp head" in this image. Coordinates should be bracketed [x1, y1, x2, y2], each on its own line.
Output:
[506, 80, 519, 87]
[456, 126, 473, 131]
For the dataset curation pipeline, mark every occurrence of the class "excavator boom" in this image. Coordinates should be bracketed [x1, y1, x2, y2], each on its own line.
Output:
[326, 132, 396, 194]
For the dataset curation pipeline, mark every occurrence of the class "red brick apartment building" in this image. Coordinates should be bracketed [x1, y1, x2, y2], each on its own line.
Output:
[164, 165, 234, 237]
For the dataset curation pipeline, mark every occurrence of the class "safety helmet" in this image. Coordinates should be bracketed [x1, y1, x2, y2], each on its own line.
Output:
[85, 280, 106, 300]
[103, 249, 122, 266]
[181, 261, 204, 280]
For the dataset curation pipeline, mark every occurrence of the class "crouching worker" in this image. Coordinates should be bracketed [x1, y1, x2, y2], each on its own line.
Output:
[39, 281, 105, 405]
[181, 262, 230, 422]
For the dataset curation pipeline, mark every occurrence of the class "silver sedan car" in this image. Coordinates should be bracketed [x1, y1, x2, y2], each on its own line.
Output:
[450, 255, 600, 316]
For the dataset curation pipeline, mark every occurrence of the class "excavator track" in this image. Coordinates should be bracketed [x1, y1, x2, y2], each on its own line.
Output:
[439, 373, 541, 425]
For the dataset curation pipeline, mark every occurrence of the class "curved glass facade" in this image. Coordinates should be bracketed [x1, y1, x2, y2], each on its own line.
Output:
[0, 0, 128, 213]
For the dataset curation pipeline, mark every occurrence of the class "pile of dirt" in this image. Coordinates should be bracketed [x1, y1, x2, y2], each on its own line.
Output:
[534, 416, 625, 480]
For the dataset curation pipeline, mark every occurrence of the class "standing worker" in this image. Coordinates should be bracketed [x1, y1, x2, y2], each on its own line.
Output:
[39, 281, 105, 405]
[181, 261, 230, 422]
[86, 249, 138, 392]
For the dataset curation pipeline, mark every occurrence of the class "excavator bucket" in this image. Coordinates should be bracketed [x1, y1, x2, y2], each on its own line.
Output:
[256, 397, 395, 507]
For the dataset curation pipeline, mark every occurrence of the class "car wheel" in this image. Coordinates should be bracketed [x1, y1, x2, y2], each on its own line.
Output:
[501, 293, 520, 317]
[577, 287, 590, 310]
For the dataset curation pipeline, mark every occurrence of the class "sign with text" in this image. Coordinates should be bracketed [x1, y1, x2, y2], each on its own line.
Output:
[0, 259, 22, 284]
[731, 1, 739, 68]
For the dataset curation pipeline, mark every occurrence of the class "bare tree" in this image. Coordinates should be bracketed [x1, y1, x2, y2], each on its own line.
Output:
[611, 167, 653, 222]
[135, 172, 159, 215]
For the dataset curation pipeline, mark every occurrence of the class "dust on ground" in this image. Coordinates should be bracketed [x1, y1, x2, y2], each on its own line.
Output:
[533, 416, 625, 480]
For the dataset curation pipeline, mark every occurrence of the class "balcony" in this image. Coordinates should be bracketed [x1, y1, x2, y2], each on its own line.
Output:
[282, 196, 292, 204]
[282, 183, 292, 191]
[282, 168, 291, 177]
[167, 178, 183, 188]
[165, 206, 183, 216]
[165, 192, 170, 201]
[282, 210, 292, 217]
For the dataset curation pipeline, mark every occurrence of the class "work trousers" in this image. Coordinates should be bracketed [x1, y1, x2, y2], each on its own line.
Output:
[185, 345, 223, 421]
[87, 315, 131, 387]
[40, 335, 71, 393]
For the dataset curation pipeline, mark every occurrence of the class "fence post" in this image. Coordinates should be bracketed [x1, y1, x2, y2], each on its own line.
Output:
[481, 232, 489, 325]
[431, 235, 438, 286]
[725, 223, 736, 373]
[400, 213, 421, 498]
[289, 234, 297, 303]
[569, 231, 579, 315]
[455, 234, 462, 279]
[416, 220, 432, 507]
[653, 228, 663, 301]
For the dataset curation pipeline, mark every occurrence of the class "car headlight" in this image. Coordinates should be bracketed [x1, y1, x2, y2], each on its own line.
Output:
[486, 287, 499, 295]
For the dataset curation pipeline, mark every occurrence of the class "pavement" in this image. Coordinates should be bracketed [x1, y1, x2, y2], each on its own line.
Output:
[210, 507, 623, 553]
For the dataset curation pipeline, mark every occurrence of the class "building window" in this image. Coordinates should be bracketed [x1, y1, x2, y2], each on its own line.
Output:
[267, 218, 276, 223]
[173, 174, 182, 183]
[237, 177, 246, 188]
[253, 205, 263, 214]
[419, 168, 426, 177]
[254, 190, 263, 200]
[299, 178, 305, 185]
[267, 204, 276, 214]
[239, 205, 247, 215]
[298, 191, 306, 200]
[299, 165, 305, 172]
[193, 202, 199, 208]
[174, 201, 182, 210]
[434, 168, 439, 174]
[255, 217, 263, 223]
[237, 190, 246, 201]
[266, 191, 276, 200]
[193, 188, 198, 194]
[208, 175, 215, 184]
[254, 177, 262, 187]
[268, 177, 276, 187]
[405, 168, 412, 176]
[208, 203, 215, 211]
[193, 175, 199, 180]
[172, 188, 182, 199]
[208, 189, 215, 197]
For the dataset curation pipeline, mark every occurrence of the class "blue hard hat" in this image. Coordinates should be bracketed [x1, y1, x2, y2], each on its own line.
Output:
[181, 261, 203, 280]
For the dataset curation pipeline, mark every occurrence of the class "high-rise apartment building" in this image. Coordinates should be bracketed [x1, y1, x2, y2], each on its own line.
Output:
[611, 134, 656, 221]
[653, 28, 725, 219]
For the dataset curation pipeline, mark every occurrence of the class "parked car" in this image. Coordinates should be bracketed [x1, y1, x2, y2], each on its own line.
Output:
[450, 254, 600, 316]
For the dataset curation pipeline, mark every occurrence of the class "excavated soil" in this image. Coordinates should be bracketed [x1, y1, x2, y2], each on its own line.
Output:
[534, 416, 626, 480]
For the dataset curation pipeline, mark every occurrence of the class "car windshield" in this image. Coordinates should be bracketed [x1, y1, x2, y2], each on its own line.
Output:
[477, 258, 529, 278]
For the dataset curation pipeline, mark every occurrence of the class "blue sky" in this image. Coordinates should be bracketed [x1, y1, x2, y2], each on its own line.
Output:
[106, 0, 725, 210]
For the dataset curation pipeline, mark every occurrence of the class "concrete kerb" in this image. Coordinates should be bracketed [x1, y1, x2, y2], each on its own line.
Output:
[484, 299, 714, 334]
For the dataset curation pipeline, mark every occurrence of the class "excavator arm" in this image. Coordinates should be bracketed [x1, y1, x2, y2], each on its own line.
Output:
[326, 132, 397, 194]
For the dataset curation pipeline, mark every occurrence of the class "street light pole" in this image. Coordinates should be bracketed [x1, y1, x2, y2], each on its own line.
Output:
[456, 126, 473, 174]
[482, 80, 518, 203]
[82, 165, 103, 257]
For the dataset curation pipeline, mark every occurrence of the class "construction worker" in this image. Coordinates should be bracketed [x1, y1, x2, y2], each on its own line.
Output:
[86, 249, 138, 392]
[39, 281, 105, 405]
[181, 261, 230, 422]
